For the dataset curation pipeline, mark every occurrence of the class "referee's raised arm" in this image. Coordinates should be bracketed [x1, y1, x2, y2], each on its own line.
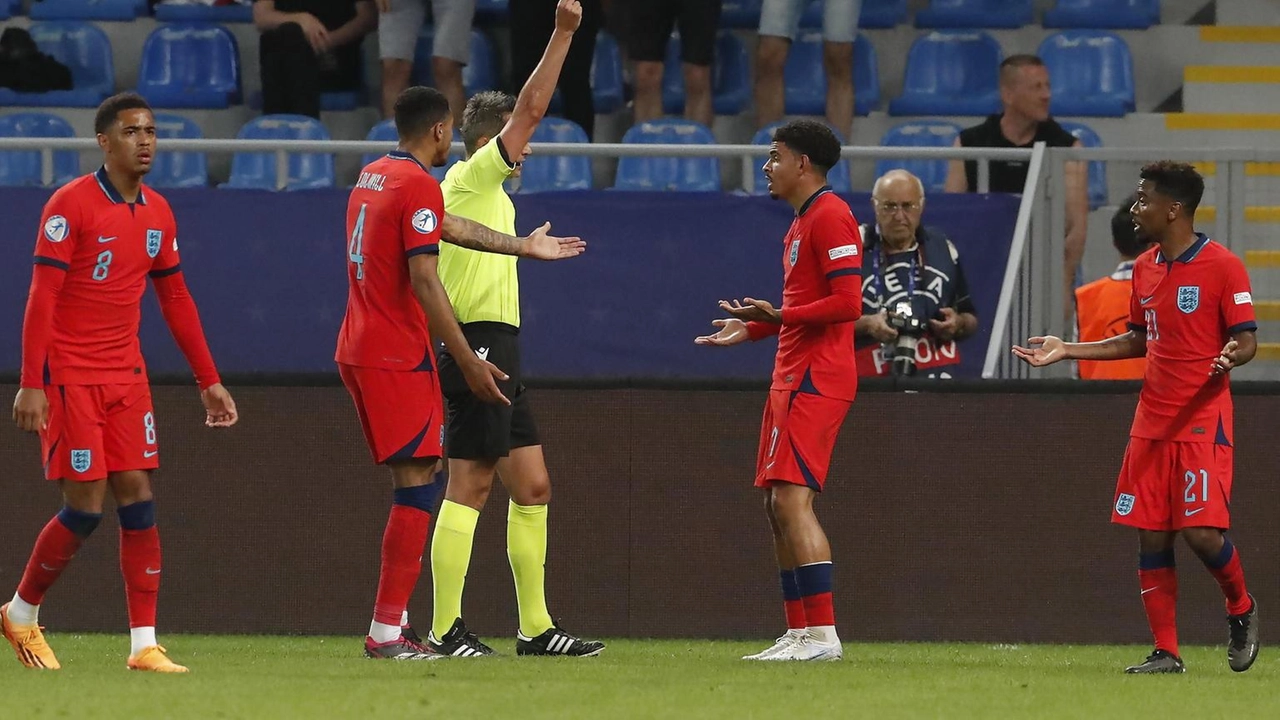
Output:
[497, 0, 582, 159]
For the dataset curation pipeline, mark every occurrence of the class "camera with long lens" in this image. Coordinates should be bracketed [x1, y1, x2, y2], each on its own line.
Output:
[885, 301, 927, 377]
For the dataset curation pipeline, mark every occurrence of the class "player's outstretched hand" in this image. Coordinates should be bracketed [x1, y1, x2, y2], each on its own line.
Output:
[555, 0, 582, 33]
[1211, 339, 1239, 376]
[201, 384, 239, 428]
[1011, 336, 1067, 367]
[463, 359, 512, 406]
[523, 222, 586, 261]
[719, 298, 781, 324]
[12, 388, 49, 433]
[695, 318, 750, 347]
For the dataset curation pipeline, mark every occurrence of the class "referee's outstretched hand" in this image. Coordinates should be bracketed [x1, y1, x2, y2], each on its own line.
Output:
[523, 222, 586, 261]
[463, 359, 512, 406]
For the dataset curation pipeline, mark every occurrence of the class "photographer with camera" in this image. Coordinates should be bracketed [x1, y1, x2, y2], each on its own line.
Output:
[855, 170, 978, 377]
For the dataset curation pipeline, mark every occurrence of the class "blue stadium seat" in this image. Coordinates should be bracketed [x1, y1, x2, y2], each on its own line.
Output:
[154, 2, 253, 22]
[783, 32, 879, 117]
[0, 0, 15, 20]
[224, 115, 334, 191]
[147, 113, 207, 188]
[887, 31, 1002, 116]
[915, 0, 1033, 29]
[1043, 0, 1157, 29]
[413, 29, 495, 97]
[0, 22, 114, 107]
[720, 0, 761, 28]
[592, 32, 624, 114]
[362, 118, 398, 168]
[1038, 31, 1134, 117]
[474, 0, 507, 16]
[661, 32, 750, 116]
[614, 119, 719, 192]
[1056, 120, 1107, 209]
[517, 117, 591, 193]
[0, 112, 78, 187]
[138, 24, 240, 109]
[801, 0, 908, 30]
[749, 122, 851, 195]
[875, 121, 962, 194]
[30, 0, 139, 21]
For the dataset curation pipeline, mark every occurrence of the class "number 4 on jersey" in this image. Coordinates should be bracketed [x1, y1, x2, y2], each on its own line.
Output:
[349, 203, 367, 280]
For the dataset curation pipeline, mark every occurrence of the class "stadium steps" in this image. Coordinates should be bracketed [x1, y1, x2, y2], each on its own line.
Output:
[1183, 66, 1280, 115]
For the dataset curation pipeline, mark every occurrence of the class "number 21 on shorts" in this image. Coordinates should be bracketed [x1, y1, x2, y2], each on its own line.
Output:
[1184, 468, 1209, 504]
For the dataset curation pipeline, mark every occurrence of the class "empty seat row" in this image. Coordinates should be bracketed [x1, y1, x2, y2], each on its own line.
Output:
[890, 30, 1133, 117]
[0, 110, 1111, 201]
[721, 0, 1157, 30]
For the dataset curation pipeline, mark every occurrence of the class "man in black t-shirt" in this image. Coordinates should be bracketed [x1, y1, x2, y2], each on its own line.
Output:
[253, 0, 377, 118]
[944, 54, 1088, 327]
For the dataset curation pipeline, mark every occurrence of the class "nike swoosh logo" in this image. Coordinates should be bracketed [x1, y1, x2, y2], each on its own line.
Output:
[97, 236, 116, 243]
[1184, 507, 1206, 517]
[1140, 296, 1155, 305]
[143, 450, 158, 458]
[145, 567, 161, 575]
[1141, 587, 1158, 595]
[40, 563, 59, 572]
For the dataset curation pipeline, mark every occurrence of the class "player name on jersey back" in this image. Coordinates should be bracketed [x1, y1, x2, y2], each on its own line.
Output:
[355, 171, 387, 192]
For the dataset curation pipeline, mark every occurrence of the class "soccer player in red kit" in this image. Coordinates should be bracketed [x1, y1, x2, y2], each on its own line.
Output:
[696, 120, 862, 662]
[1015, 162, 1259, 674]
[337, 86, 585, 659]
[3, 93, 238, 672]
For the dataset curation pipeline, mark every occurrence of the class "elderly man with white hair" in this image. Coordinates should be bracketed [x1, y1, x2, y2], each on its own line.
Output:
[855, 169, 979, 377]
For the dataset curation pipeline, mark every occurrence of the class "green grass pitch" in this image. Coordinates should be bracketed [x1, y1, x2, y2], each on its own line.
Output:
[1, 636, 1276, 719]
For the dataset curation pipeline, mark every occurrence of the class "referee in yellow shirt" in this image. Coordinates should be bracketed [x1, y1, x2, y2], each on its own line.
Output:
[426, 0, 603, 658]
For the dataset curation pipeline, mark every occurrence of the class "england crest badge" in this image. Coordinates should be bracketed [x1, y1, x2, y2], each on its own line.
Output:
[71, 449, 92, 474]
[1115, 493, 1135, 516]
[146, 229, 163, 258]
[1177, 286, 1200, 314]
[788, 239, 801, 266]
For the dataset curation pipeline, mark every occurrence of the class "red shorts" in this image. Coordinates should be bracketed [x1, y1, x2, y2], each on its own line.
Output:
[754, 390, 851, 491]
[339, 363, 444, 465]
[41, 383, 159, 482]
[1112, 438, 1234, 531]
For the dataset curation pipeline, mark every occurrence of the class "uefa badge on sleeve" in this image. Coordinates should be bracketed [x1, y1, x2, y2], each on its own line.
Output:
[1177, 286, 1200, 314]
[146, 229, 163, 258]
[70, 449, 92, 474]
[1115, 493, 1135, 516]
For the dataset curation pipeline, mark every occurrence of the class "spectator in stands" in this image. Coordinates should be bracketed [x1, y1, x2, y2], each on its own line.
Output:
[629, 0, 720, 129]
[511, 0, 602, 139]
[856, 169, 978, 378]
[944, 55, 1086, 325]
[376, 0, 474, 120]
[754, 0, 858, 139]
[254, 0, 377, 119]
[1075, 195, 1152, 380]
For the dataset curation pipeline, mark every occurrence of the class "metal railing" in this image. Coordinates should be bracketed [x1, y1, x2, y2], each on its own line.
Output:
[0, 137, 1031, 192]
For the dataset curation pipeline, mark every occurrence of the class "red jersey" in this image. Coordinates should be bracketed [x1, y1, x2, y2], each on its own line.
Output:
[1128, 235, 1256, 443]
[25, 168, 181, 386]
[335, 151, 445, 370]
[754, 189, 863, 401]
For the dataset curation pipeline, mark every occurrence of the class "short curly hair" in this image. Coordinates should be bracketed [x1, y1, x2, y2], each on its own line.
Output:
[94, 92, 151, 135]
[1140, 161, 1205, 216]
[771, 120, 842, 175]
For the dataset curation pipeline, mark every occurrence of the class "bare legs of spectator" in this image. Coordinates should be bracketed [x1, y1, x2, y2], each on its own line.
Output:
[380, 59, 412, 119]
[633, 60, 664, 123]
[754, 35, 789, 130]
[823, 41, 853, 140]
[432, 57, 466, 121]
[683, 63, 713, 128]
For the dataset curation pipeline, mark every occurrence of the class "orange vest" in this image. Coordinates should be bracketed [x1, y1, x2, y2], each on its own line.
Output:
[1074, 268, 1146, 380]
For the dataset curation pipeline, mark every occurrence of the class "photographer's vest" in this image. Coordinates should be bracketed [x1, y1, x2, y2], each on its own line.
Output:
[855, 224, 963, 377]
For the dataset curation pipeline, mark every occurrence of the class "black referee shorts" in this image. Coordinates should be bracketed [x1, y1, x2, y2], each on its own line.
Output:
[437, 321, 540, 460]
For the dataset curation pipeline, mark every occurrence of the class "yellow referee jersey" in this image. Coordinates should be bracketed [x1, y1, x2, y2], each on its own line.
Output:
[438, 139, 521, 326]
